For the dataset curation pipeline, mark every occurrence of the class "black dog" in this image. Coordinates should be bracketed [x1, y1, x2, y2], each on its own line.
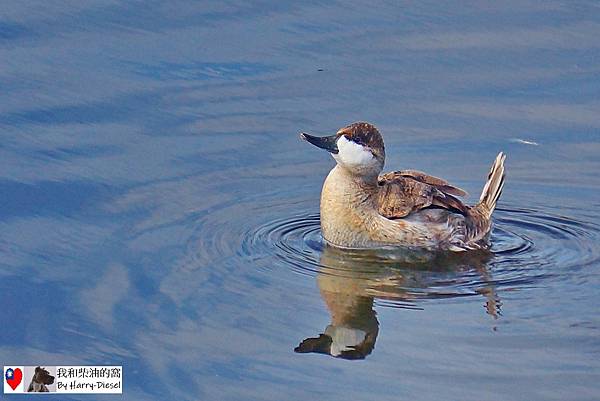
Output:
[27, 366, 55, 392]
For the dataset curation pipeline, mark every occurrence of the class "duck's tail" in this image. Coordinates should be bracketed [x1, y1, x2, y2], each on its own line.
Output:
[476, 152, 506, 219]
[450, 152, 506, 251]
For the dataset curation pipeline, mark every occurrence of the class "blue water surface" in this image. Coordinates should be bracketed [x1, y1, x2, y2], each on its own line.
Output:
[1, 2, 600, 400]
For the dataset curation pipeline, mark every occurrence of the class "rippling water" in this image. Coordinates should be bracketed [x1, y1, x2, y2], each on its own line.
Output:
[2, 1, 600, 400]
[249, 205, 600, 295]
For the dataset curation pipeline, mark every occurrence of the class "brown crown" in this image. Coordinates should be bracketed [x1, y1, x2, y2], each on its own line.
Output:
[336, 122, 385, 161]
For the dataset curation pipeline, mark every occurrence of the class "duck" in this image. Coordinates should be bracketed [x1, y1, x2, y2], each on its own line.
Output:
[300, 122, 506, 252]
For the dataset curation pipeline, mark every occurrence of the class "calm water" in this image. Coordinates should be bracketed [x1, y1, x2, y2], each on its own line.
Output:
[2, 2, 600, 400]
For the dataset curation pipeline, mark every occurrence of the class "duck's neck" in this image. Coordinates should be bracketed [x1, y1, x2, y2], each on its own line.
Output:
[323, 165, 378, 205]
[320, 165, 381, 247]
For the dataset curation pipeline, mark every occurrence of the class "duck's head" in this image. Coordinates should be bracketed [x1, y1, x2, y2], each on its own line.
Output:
[300, 122, 385, 177]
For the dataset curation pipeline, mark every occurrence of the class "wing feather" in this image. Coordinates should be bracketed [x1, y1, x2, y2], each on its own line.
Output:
[394, 170, 468, 197]
[377, 170, 469, 219]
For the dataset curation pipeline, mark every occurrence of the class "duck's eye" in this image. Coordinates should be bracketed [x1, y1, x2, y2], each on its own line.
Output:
[350, 136, 365, 146]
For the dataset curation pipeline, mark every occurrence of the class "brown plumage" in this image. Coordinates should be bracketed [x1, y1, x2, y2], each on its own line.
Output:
[377, 170, 469, 218]
[301, 122, 507, 251]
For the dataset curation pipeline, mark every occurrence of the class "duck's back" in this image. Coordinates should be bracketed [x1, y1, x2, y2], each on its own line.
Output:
[377, 170, 469, 219]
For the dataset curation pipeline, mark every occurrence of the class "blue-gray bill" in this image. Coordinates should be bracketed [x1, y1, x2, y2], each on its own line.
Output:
[300, 133, 339, 154]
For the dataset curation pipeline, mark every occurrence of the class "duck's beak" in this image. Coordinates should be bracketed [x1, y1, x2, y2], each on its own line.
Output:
[300, 133, 339, 154]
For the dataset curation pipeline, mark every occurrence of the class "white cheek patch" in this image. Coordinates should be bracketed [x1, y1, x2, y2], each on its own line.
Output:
[333, 135, 374, 167]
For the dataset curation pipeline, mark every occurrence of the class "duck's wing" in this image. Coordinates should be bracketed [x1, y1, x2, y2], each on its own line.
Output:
[377, 170, 469, 219]
[393, 170, 467, 197]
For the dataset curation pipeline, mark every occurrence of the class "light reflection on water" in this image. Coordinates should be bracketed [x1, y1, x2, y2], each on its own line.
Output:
[2, 1, 600, 400]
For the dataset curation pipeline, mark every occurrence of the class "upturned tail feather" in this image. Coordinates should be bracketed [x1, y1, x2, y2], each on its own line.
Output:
[448, 152, 506, 252]
[477, 152, 506, 218]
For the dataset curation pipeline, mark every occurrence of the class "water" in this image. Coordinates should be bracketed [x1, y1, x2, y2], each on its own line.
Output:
[1, 2, 600, 400]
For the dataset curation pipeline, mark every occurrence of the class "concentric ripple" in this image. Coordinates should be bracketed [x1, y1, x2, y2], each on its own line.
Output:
[240, 203, 600, 304]
[183, 191, 600, 308]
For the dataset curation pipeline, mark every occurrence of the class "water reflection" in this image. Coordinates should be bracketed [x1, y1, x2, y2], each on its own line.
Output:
[295, 245, 500, 359]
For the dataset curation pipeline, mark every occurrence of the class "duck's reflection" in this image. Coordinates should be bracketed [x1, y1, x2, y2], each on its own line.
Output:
[295, 246, 500, 359]
[295, 277, 379, 359]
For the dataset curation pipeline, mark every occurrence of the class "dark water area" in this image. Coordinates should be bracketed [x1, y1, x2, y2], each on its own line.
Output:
[2, 2, 600, 400]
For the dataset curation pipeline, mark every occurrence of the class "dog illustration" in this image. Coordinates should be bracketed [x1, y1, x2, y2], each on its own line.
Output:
[27, 366, 55, 392]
